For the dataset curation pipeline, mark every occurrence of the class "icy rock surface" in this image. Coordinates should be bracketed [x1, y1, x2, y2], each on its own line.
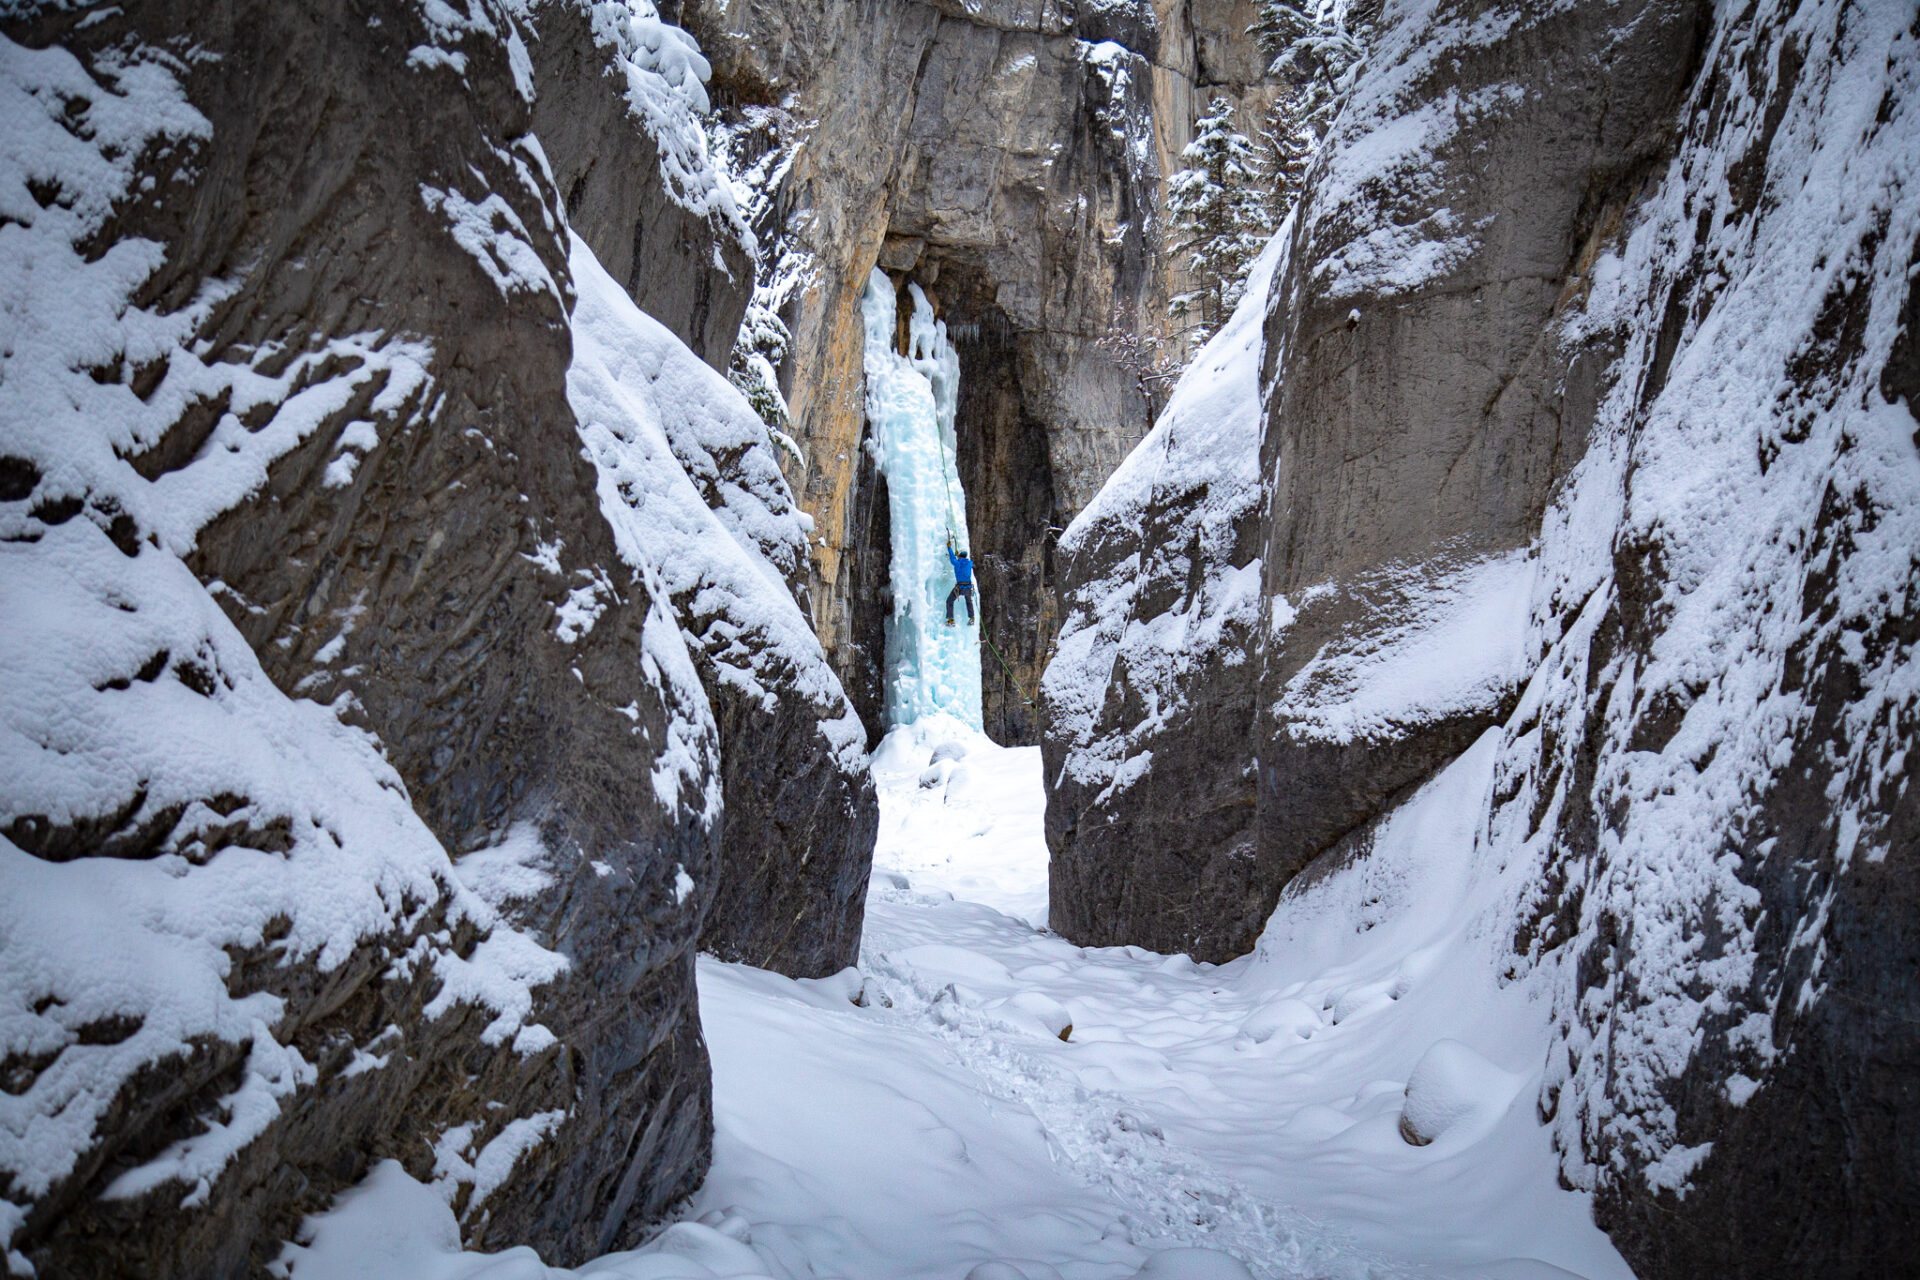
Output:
[862, 270, 984, 732]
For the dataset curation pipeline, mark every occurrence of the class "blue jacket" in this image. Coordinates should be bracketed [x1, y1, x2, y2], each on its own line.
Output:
[948, 548, 974, 586]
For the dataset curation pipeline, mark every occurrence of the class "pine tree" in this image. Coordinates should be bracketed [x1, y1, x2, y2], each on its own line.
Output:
[1167, 97, 1271, 343]
[1248, 0, 1370, 224]
[1253, 0, 1364, 90]
[1256, 86, 1315, 225]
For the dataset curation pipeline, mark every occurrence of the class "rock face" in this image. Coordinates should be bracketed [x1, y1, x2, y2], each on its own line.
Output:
[1506, 2, 1920, 1271]
[1250, 0, 1704, 924]
[564, 234, 876, 979]
[1042, 236, 1279, 961]
[531, 0, 877, 979]
[671, 0, 1280, 745]
[527, 0, 753, 369]
[1044, 0, 1920, 1271]
[0, 0, 869, 1274]
[1052, 0, 1701, 947]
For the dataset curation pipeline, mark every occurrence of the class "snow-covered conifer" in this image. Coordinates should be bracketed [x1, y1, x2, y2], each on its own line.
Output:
[1249, 0, 1369, 222]
[1167, 98, 1271, 342]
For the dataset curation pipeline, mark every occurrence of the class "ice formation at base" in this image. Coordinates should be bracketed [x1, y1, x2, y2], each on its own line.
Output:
[861, 269, 982, 732]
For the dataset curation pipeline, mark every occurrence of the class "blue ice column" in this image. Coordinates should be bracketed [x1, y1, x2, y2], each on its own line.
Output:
[861, 269, 983, 731]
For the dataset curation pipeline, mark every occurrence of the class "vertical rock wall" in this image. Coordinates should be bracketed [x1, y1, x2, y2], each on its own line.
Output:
[0, 0, 872, 1273]
[526, 3, 878, 982]
[1250, 0, 1704, 914]
[1042, 0, 1920, 1271]
[0, 1, 718, 1271]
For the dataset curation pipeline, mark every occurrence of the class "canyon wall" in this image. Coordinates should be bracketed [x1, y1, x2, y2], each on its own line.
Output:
[673, 0, 1282, 745]
[0, 1, 870, 1274]
[1044, 0, 1920, 1272]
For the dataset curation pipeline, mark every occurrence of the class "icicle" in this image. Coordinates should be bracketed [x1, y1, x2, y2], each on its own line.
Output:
[861, 270, 983, 731]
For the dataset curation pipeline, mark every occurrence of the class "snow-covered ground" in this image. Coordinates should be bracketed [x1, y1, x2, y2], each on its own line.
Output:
[282, 717, 1632, 1280]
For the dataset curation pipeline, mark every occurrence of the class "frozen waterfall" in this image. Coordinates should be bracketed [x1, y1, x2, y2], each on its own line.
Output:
[861, 269, 983, 731]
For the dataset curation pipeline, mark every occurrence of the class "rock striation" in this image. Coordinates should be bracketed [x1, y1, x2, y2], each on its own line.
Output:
[1044, 0, 1920, 1271]
[0, 0, 871, 1274]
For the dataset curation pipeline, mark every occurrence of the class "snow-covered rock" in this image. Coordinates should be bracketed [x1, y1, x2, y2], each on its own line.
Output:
[1042, 232, 1282, 961]
[567, 232, 876, 977]
[1396, 1040, 1521, 1148]
[524, 0, 755, 369]
[1042, 0, 1920, 1270]
[0, 0, 865, 1272]
[1499, 1, 1920, 1270]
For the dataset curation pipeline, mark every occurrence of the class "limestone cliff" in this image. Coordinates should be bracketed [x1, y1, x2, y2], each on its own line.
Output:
[529, 2, 878, 981]
[671, 0, 1284, 745]
[0, 0, 870, 1273]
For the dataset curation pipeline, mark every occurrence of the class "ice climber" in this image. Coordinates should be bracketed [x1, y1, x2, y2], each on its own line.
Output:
[945, 536, 976, 626]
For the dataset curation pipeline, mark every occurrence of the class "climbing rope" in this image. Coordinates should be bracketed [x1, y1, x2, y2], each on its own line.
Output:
[979, 616, 1039, 710]
[934, 415, 961, 542]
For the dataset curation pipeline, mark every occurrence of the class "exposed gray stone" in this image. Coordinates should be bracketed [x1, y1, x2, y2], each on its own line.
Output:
[673, 0, 1270, 746]
[1250, 0, 1704, 906]
[527, 0, 754, 368]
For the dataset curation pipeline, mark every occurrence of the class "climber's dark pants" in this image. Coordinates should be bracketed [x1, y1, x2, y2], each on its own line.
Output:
[946, 583, 975, 623]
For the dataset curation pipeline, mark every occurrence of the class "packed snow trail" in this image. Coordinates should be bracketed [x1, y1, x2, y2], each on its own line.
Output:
[690, 720, 1632, 1280]
[285, 718, 1633, 1280]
